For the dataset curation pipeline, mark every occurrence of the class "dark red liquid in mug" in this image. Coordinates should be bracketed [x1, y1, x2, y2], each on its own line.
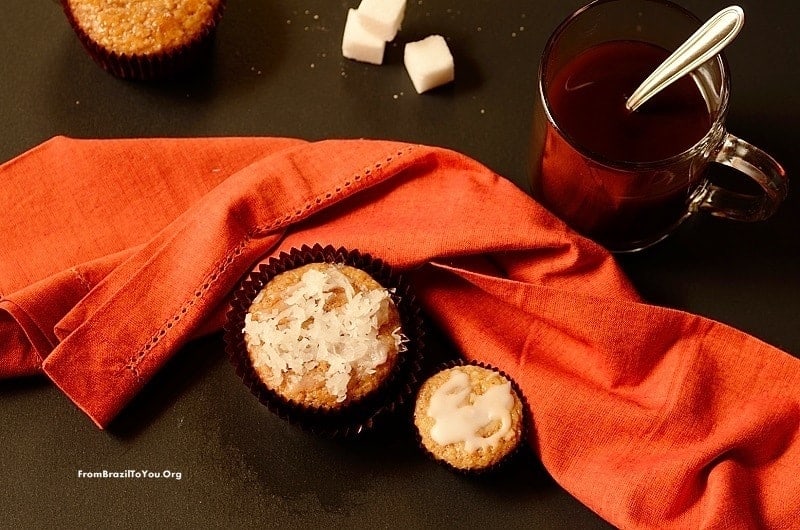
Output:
[534, 40, 714, 250]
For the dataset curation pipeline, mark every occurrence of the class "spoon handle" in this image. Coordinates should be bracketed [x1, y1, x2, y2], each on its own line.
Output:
[625, 5, 744, 112]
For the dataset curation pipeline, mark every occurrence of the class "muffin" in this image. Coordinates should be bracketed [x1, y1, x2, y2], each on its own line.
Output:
[225, 245, 425, 438]
[414, 364, 525, 472]
[243, 262, 402, 410]
[61, 0, 226, 80]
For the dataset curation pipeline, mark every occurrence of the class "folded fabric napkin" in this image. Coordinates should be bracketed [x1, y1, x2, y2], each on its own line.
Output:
[1, 136, 798, 528]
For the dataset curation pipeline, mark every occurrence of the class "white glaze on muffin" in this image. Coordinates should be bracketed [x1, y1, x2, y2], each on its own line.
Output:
[414, 365, 524, 470]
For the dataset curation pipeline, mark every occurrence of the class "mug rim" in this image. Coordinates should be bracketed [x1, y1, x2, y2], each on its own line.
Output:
[538, 0, 732, 171]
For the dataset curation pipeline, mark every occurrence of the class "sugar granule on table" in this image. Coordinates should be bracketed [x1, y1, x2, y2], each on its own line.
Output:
[403, 35, 454, 94]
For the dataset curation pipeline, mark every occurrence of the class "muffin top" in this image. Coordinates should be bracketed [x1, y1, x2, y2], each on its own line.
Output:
[67, 0, 223, 55]
[243, 262, 402, 410]
[414, 365, 524, 470]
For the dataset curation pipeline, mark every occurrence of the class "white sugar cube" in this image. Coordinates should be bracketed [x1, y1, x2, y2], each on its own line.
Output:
[341, 8, 386, 65]
[403, 35, 454, 93]
[357, 0, 407, 41]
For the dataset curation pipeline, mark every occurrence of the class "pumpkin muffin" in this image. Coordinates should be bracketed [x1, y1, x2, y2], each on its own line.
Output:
[414, 364, 525, 472]
[243, 262, 403, 410]
[61, 0, 226, 79]
[225, 245, 425, 438]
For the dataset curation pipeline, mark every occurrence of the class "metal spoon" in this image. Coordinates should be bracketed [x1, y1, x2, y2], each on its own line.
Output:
[625, 5, 744, 112]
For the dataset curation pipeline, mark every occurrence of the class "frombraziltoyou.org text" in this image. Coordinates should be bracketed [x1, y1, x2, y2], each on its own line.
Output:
[77, 469, 182, 480]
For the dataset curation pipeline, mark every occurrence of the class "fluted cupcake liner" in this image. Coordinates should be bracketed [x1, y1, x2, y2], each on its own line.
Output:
[224, 244, 426, 439]
[60, 0, 227, 81]
[412, 359, 532, 476]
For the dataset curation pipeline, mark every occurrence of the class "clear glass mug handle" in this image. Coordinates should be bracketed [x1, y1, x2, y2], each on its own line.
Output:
[690, 132, 788, 220]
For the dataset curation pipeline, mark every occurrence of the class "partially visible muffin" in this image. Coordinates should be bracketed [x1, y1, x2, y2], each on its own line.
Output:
[243, 262, 403, 410]
[414, 364, 525, 472]
[62, 0, 226, 79]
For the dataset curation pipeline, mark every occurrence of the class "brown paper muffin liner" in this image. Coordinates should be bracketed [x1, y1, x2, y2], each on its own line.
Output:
[412, 359, 531, 476]
[59, 0, 227, 81]
[224, 244, 426, 439]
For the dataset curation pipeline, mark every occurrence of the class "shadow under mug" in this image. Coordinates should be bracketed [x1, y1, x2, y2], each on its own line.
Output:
[529, 0, 787, 253]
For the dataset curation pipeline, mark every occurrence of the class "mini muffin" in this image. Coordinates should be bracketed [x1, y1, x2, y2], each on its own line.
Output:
[61, 0, 226, 80]
[414, 364, 525, 472]
[243, 262, 402, 410]
[225, 244, 425, 438]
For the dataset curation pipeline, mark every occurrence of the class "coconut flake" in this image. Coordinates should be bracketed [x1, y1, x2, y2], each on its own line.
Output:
[244, 265, 401, 403]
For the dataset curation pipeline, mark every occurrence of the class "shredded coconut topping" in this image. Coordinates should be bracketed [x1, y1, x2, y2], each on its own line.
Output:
[243, 265, 401, 403]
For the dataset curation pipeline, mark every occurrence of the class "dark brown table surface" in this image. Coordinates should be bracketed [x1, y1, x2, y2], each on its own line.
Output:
[2, 1, 799, 527]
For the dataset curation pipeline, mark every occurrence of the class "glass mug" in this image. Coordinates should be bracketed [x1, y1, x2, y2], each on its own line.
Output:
[529, 0, 787, 253]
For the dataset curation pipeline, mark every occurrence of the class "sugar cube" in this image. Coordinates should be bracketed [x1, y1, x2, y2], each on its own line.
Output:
[403, 35, 455, 93]
[341, 8, 386, 65]
[356, 0, 407, 41]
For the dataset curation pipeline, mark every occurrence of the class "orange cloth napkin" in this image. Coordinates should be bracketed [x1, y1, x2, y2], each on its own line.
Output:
[2, 136, 799, 528]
